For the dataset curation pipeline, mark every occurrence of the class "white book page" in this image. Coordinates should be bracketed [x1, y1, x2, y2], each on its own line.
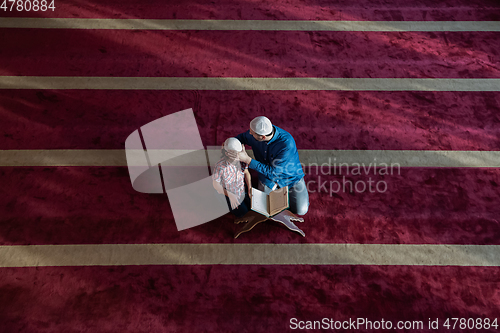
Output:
[251, 187, 269, 216]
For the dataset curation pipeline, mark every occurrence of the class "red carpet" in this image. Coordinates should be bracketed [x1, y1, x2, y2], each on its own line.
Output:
[1, 0, 499, 20]
[1, 167, 499, 245]
[2, 90, 500, 150]
[1, 265, 500, 332]
[1, 30, 499, 78]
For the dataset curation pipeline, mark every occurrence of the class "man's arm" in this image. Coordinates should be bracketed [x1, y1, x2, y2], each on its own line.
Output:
[236, 144, 290, 185]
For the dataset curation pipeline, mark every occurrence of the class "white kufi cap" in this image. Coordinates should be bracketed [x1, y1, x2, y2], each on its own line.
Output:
[250, 116, 273, 135]
[224, 138, 242, 152]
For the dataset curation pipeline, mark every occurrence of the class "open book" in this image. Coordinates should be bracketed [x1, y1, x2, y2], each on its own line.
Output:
[251, 186, 289, 217]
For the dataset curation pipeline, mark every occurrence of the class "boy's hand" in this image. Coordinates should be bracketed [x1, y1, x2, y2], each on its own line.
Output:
[228, 192, 240, 210]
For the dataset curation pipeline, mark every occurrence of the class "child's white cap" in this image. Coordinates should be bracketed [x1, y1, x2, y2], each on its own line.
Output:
[250, 116, 273, 135]
[224, 138, 242, 152]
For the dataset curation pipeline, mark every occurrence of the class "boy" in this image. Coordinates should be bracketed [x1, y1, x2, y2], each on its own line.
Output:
[212, 138, 252, 217]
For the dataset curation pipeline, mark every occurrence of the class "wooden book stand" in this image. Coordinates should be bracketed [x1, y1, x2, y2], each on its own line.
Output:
[233, 209, 305, 239]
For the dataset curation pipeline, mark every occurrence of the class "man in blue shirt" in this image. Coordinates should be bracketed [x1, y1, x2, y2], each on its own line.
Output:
[231, 116, 309, 216]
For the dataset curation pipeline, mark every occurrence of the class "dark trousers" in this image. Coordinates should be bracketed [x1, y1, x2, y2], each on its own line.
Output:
[214, 187, 251, 218]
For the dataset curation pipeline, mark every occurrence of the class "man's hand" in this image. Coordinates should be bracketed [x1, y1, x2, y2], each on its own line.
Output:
[226, 145, 252, 164]
[225, 148, 239, 161]
[237, 145, 252, 164]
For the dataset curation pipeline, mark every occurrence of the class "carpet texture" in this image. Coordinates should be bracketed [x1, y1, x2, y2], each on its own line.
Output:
[1, 0, 499, 20]
[1, 30, 499, 78]
[1, 265, 500, 332]
[2, 90, 500, 150]
[1, 167, 499, 245]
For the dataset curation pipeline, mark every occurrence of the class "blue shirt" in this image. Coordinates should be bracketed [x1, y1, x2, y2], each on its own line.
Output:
[236, 126, 304, 189]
